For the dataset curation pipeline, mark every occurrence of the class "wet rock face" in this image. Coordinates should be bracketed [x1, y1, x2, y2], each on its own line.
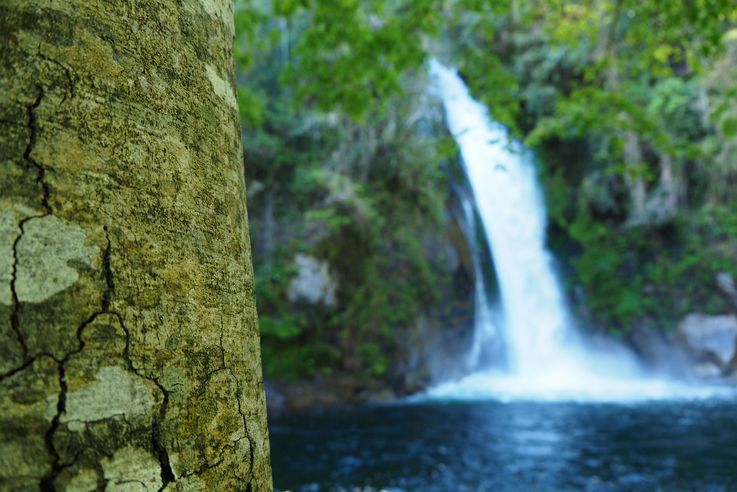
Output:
[626, 325, 691, 378]
[677, 313, 737, 370]
[287, 253, 338, 306]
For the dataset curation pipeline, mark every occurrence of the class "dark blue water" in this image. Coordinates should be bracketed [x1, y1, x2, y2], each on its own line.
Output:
[269, 400, 737, 491]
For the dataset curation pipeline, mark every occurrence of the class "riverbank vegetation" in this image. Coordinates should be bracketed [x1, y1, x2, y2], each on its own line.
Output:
[234, 0, 737, 385]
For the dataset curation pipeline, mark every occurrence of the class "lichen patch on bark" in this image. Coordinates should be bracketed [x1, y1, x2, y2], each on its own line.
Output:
[0, 204, 45, 307]
[15, 215, 98, 304]
[193, 0, 232, 23]
[101, 446, 163, 491]
[62, 366, 156, 432]
[205, 64, 239, 111]
[63, 467, 98, 491]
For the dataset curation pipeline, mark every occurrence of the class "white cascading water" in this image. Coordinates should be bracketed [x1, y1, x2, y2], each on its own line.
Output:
[426, 60, 732, 401]
[456, 186, 499, 370]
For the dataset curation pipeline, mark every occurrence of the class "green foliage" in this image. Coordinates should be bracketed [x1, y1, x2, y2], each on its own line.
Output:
[246, 0, 444, 119]
[564, 195, 737, 329]
[260, 314, 302, 340]
[722, 117, 737, 138]
[234, 0, 452, 380]
[358, 343, 389, 377]
[450, 0, 737, 332]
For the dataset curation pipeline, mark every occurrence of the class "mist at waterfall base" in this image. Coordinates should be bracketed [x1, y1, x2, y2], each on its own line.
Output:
[268, 63, 737, 491]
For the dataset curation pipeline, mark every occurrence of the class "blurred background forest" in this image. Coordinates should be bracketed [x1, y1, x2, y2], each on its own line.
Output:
[232, 0, 737, 405]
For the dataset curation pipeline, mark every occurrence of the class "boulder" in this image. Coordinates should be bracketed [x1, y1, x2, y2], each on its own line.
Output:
[626, 324, 691, 377]
[692, 362, 723, 378]
[265, 375, 396, 412]
[677, 313, 737, 369]
[287, 253, 337, 306]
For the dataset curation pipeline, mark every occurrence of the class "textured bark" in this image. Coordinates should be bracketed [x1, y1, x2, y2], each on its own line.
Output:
[0, 1, 272, 490]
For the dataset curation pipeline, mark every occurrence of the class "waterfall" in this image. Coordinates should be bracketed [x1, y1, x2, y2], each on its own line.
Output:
[426, 60, 732, 401]
[432, 59, 578, 376]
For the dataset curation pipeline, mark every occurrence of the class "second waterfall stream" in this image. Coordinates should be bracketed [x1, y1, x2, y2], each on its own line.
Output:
[426, 60, 730, 402]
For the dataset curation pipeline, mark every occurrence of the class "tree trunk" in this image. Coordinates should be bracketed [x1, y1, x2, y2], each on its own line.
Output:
[0, 1, 272, 490]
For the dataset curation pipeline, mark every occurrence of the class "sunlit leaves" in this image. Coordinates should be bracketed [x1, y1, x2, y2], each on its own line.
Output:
[281, 0, 441, 118]
[235, 0, 443, 119]
[722, 118, 737, 138]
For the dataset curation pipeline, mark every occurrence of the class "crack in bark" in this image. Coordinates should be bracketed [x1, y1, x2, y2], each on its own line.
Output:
[247, 433, 255, 487]
[6, 86, 54, 378]
[0, 357, 35, 381]
[39, 359, 68, 491]
[9, 219, 30, 361]
[116, 479, 148, 488]
[115, 311, 175, 490]
[39, 310, 106, 490]
[3, 83, 58, 387]
[24, 86, 51, 215]
[38, 227, 116, 488]
[38, 48, 76, 102]
[94, 460, 109, 492]
[176, 315, 237, 483]
[102, 230, 174, 489]
[152, 379, 175, 491]
[178, 454, 226, 481]
[37, 226, 177, 489]
[0, 353, 63, 487]
[230, 371, 255, 487]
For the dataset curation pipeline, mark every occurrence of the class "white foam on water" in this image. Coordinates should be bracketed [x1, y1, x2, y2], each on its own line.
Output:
[424, 369, 737, 403]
